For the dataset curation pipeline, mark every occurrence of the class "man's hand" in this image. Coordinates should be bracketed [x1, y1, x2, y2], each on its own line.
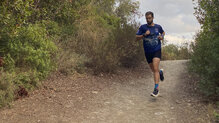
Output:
[158, 33, 165, 40]
[158, 35, 163, 40]
[144, 30, 150, 36]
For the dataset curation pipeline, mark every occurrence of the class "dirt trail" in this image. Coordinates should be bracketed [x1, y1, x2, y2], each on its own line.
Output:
[0, 60, 211, 123]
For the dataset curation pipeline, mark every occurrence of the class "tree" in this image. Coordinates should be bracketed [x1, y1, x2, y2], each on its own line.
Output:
[190, 0, 219, 98]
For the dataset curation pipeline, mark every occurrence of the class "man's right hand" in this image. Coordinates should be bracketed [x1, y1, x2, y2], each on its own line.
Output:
[144, 30, 150, 36]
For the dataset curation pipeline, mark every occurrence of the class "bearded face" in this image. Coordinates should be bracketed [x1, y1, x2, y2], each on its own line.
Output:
[146, 14, 154, 25]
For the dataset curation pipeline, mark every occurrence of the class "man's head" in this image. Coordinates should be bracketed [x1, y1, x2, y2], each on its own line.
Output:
[145, 11, 154, 25]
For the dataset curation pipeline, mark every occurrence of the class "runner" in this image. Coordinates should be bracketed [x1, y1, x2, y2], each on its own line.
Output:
[136, 11, 165, 97]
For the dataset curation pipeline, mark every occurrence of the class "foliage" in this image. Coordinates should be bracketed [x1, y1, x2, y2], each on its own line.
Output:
[0, 72, 14, 108]
[190, 0, 219, 98]
[0, 0, 142, 107]
[162, 44, 192, 60]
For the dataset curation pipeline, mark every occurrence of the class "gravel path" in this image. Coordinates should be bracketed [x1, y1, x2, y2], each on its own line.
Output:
[0, 60, 211, 123]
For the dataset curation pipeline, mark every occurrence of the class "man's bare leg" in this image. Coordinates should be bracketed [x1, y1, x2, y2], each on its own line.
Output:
[152, 57, 160, 85]
[149, 63, 154, 73]
[149, 57, 161, 97]
[149, 58, 160, 84]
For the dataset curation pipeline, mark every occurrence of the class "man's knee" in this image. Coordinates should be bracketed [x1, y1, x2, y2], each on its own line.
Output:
[152, 64, 159, 72]
[153, 68, 159, 73]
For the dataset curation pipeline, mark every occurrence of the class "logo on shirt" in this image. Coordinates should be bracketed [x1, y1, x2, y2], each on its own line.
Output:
[155, 28, 159, 33]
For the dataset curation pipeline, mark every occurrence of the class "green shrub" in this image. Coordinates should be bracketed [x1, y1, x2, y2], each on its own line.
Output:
[114, 24, 144, 68]
[58, 52, 88, 75]
[73, 15, 120, 73]
[0, 70, 41, 108]
[7, 24, 57, 77]
[0, 72, 15, 108]
[0, 0, 142, 108]
[13, 70, 40, 90]
[162, 44, 191, 60]
[190, 0, 219, 98]
[189, 32, 219, 98]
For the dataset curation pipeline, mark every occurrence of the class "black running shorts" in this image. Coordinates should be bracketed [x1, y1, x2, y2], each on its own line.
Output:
[144, 49, 161, 64]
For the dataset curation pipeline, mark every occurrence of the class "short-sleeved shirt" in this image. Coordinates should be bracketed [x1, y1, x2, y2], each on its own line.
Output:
[136, 24, 164, 53]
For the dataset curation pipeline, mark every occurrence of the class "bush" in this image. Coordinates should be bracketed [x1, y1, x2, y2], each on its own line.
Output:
[0, 0, 142, 108]
[0, 23, 58, 107]
[115, 24, 144, 68]
[6, 24, 57, 77]
[189, 32, 219, 98]
[190, 0, 219, 98]
[0, 72, 15, 108]
[162, 44, 179, 60]
[0, 70, 41, 108]
[73, 15, 120, 73]
[162, 44, 191, 60]
[58, 52, 88, 75]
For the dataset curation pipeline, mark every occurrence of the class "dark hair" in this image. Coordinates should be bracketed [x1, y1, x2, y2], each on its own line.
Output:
[145, 11, 154, 17]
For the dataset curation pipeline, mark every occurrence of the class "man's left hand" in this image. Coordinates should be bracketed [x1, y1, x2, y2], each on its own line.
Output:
[158, 35, 163, 40]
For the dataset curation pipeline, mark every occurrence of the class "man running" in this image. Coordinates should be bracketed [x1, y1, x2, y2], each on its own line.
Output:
[136, 11, 165, 97]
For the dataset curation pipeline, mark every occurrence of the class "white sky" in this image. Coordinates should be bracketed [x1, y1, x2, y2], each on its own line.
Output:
[135, 0, 200, 46]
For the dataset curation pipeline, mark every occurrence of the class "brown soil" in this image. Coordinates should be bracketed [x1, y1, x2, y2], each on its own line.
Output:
[0, 60, 212, 123]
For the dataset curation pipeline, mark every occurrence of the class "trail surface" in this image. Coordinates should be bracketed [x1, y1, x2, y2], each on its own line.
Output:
[0, 60, 211, 123]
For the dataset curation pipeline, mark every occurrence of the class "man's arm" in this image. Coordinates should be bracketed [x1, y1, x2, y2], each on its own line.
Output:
[136, 30, 150, 41]
[158, 32, 165, 40]
[158, 25, 165, 40]
[136, 35, 144, 41]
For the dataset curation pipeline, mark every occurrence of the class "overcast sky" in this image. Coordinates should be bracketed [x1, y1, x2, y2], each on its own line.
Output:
[135, 0, 200, 46]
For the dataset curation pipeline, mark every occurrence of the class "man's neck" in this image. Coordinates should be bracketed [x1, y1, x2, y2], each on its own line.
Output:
[147, 23, 155, 26]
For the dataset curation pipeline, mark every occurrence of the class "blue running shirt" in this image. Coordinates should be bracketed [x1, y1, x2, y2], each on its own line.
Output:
[136, 24, 164, 53]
